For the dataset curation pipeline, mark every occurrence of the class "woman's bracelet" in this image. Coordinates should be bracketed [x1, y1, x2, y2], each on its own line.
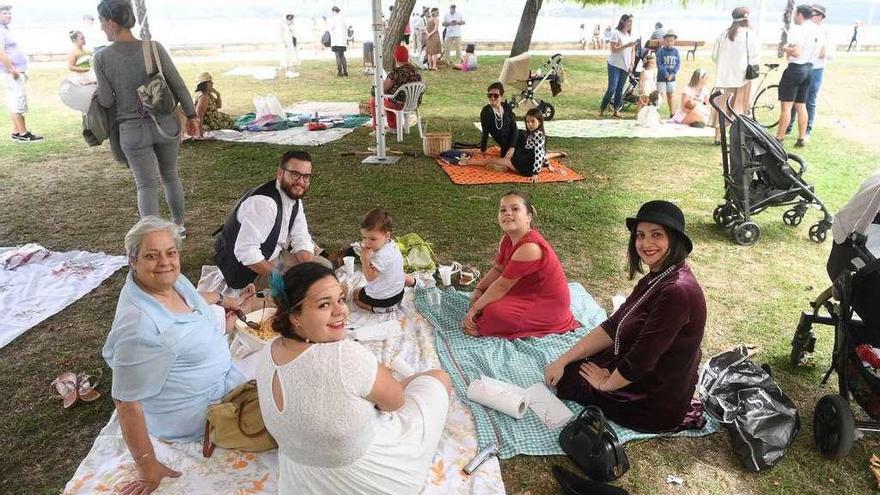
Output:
[134, 451, 154, 465]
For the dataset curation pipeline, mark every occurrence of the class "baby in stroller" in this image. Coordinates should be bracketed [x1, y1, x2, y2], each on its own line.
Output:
[498, 52, 564, 121]
[790, 170, 880, 459]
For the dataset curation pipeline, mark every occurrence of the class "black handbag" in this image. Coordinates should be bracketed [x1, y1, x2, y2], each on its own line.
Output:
[558, 406, 630, 482]
[745, 31, 760, 80]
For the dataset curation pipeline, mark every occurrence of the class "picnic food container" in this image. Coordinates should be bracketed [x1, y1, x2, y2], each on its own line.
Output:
[234, 308, 277, 353]
[422, 132, 452, 157]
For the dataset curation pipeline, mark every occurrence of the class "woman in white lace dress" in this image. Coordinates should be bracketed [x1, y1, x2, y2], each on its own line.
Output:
[256, 262, 452, 494]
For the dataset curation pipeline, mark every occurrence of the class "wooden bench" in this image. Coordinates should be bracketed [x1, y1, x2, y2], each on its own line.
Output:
[645, 39, 706, 60]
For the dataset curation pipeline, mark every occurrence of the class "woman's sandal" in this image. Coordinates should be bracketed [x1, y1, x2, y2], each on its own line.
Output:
[50, 372, 80, 409]
[77, 373, 102, 403]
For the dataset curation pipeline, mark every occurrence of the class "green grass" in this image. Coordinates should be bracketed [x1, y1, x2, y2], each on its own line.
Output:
[1, 53, 880, 494]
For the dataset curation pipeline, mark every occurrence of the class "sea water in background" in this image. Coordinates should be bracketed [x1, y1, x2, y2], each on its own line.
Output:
[13, 0, 880, 55]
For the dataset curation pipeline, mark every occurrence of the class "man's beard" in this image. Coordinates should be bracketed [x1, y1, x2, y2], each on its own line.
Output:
[282, 183, 307, 200]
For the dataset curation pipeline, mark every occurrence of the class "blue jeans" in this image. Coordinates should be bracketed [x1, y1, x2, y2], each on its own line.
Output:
[601, 63, 629, 112]
[786, 67, 824, 134]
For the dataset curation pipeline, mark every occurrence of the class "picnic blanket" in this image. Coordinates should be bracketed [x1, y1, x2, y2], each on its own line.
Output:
[474, 119, 715, 139]
[203, 126, 357, 146]
[415, 283, 719, 459]
[233, 113, 369, 131]
[63, 269, 506, 495]
[285, 100, 361, 116]
[436, 147, 583, 186]
[222, 66, 279, 80]
[0, 247, 126, 349]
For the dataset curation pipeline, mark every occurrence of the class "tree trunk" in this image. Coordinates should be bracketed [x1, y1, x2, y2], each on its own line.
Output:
[777, 0, 794, 58]
[382, 0, 417, 72]
[133, 0, 151, 41]
[510, 0, 543, 58]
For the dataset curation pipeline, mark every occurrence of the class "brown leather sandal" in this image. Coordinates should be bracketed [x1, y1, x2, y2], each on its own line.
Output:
[77, 373, 101, 402]
[50, 372, 79, 409]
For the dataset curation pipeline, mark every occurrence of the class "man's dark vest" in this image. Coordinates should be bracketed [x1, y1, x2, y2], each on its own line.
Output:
[213, 180, 299, 289]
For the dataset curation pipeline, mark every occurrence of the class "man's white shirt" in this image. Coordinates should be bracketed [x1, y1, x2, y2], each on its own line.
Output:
[233, 181, 314, 266]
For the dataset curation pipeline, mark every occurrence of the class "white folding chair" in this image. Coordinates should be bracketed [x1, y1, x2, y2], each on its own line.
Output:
[383, 81, 426, 142]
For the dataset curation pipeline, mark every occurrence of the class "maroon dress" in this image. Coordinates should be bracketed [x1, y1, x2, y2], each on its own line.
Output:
[556, 263, 706, 432]
[476, 230, 579, 339]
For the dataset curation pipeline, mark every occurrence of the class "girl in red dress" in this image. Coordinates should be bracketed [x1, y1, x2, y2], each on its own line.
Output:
[462, 191, 579, 339]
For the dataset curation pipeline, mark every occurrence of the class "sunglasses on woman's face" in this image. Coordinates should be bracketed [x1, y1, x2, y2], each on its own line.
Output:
[487, 93, 501, 99]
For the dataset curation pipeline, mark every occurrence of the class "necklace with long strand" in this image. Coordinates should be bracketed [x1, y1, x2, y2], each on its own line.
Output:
[613, 263, 679, 356]
[493, 106, 504, 130]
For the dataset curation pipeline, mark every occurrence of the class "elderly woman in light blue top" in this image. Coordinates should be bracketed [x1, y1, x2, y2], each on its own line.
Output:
[102, 216, 251, 494]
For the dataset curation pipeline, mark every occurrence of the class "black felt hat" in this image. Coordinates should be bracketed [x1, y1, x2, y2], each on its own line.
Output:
[626, 200, 693, 253]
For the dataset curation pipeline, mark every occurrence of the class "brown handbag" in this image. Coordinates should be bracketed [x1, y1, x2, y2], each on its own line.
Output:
[203, 380, 277, 457]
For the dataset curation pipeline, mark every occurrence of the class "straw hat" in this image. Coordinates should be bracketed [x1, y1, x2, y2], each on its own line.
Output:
[811, 4, 826, 18]
[663, 29, 678, 39]
[195, 72, 213, 85]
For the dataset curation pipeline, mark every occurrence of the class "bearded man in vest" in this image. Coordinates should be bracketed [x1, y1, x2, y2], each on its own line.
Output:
[214, 150, 330, 291]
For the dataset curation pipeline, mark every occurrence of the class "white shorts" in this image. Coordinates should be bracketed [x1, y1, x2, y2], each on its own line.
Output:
[2, 72, 28, 114]
[657, 80, 677, 94]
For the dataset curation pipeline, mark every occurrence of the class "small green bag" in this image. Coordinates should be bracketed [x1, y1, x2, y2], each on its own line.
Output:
[395, 233, 437, 273]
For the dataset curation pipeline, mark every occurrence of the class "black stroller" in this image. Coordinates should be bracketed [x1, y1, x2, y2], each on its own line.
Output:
[620, 37, 647, 111]
[790, 173, 880, 458]
[709, 91, 832, 246]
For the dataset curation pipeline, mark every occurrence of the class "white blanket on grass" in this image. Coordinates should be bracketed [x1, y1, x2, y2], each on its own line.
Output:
[474, 118, 715, 139]
[222, 66, 279, 80]
[63, 269, 505, 495]
[203, 127, 357, 146]
[0, 248, 126, 349]
[285, 100, 360, 116]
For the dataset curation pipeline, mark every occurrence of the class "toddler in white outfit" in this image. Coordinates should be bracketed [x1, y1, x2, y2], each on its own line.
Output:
[354, 208, 415, 313]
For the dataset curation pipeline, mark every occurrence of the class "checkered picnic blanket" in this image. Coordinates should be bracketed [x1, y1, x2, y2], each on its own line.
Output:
[415, 283, 718, 459]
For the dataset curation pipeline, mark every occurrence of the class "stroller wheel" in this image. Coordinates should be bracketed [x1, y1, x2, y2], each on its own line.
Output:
[808, 223, 828, 243]
[782, 208, 804, 227]
[712, 205, 728, 227]
[732, 222, 761, 246]
[538, 102, 556, 121]
[790, 326, 816, 366]
[813, 394, 855, 459]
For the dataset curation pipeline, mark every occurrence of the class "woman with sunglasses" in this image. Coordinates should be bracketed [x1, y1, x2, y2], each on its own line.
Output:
[478, 82, 518, 160]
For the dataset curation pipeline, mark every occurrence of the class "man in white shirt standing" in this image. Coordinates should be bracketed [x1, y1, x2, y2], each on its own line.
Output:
[785, 4, 828, 139]
[776, 4, 818, 147]
[442, 4, 465, 63]
[214, 150, 328, 291]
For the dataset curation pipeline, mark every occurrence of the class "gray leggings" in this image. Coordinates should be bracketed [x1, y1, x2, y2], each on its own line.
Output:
[119, 116, 185, 224]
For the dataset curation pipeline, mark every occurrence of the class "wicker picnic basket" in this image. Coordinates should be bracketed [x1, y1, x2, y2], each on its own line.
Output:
[422, 124, 451, 157]
[358, 101, 372, 115]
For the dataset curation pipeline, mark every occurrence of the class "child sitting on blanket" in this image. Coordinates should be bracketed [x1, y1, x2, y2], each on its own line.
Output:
[461, 109, 566, 182]
[354, 208, 416, 313]
[637, 90, 662, 128]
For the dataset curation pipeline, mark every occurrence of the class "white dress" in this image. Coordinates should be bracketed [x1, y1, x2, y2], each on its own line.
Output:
[256, 339, 450, 495]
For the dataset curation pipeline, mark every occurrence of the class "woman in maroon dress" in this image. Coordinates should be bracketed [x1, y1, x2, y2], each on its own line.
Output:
[463, 191, 579, 339]
[545, 200, 706, 432]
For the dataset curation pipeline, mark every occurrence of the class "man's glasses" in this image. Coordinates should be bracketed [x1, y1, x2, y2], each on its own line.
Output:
[282, 169, 312, 183]
[487, 93, 501, 99]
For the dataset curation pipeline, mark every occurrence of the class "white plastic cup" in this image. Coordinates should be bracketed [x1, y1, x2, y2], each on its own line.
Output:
[343, 256, 355, 275]
[438, 265, 453, 286]
[428, 290, 442, 308]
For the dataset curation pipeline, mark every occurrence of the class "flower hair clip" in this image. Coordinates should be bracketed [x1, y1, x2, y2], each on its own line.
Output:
[268, 271, 291, 311]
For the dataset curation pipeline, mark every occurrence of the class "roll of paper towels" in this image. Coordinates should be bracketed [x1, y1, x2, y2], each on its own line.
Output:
[466, 376, 529, 419]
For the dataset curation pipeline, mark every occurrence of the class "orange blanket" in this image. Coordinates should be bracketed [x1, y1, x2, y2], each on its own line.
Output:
[435, 148, 583, 186]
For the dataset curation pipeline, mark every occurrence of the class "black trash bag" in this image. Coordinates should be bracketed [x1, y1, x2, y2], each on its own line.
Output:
[698, 346, 800, 472]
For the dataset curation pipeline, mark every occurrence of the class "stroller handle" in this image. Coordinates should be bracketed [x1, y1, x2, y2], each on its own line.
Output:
[709, 90, 737, 124]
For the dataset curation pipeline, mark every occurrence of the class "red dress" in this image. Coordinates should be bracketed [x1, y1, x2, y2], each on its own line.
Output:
[476, 230, 579, 339]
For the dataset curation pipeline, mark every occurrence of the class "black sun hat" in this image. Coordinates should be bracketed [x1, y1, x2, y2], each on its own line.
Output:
[626, 200, 693, 253]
